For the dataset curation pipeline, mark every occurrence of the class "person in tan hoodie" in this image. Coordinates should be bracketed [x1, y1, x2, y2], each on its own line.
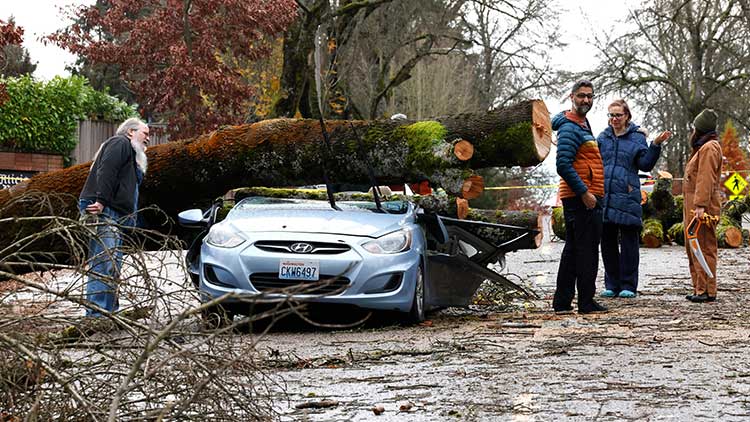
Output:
[683, 109, 722, 303]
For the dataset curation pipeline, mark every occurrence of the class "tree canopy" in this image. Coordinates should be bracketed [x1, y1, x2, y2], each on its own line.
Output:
[0, 18, 22, 48]
[49, 0, 298, 138]
[587, 0, 750, 175]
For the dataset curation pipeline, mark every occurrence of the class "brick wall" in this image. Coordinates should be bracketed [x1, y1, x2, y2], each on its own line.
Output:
[0, 152, 64, 172]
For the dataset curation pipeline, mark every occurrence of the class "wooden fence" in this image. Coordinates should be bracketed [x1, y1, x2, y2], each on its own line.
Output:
[71, 120, 170, 165]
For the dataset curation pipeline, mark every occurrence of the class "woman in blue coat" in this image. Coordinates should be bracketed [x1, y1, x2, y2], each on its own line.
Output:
[598, 99, 671, 298]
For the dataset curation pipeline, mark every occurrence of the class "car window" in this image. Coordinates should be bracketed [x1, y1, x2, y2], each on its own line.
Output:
[229, 197, 408, 217]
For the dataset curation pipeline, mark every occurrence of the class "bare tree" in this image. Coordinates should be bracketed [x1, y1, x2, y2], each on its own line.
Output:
[462, 0, 562, 110]
[586, 0, 750, 175]
[337, 0, 470, 119]
[383, 53, 483, 119]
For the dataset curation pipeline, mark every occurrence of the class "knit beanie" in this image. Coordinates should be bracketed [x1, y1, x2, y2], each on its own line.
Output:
[693, 109, 718, 134]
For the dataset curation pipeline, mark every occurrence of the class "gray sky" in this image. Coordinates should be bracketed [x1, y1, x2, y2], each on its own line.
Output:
[0, 0, 87, 80]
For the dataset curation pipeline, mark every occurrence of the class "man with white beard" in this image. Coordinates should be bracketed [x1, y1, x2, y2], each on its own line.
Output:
[78, 117, 149, 317]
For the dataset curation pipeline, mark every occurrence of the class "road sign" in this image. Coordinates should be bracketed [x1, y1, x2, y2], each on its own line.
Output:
[725, 172, 747, 195]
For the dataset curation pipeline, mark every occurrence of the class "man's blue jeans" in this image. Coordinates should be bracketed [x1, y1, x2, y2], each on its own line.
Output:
[79, 200, 124, 316]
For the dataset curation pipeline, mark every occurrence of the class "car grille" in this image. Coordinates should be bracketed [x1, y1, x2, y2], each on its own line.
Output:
[254, 240, 351, 255]
[249, 273, 351, 295]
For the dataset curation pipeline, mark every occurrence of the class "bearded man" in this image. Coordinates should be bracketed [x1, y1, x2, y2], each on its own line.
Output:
[551, 80, 608, 315]
[78, 117, 149, 316]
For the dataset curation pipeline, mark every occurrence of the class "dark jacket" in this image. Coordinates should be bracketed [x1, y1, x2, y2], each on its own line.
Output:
[553, 111, 605, 199]
[79, 135, 139, 215]
[597, 123, 661, 226]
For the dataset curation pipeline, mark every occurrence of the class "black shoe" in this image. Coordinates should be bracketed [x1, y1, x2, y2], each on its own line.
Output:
[707, 296, 716, 302]
[579, 301, 608, 314]
[688, 293, 710, 303]
[554, 306, 574, 315]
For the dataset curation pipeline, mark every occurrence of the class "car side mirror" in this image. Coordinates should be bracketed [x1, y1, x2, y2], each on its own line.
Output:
[178, 209, 207, 228]
[418, 212, 449, 244]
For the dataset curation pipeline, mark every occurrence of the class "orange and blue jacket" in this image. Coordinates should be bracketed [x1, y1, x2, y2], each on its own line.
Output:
[552, 111, 605, 200]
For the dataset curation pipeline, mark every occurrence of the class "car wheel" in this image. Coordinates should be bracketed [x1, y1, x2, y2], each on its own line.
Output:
[201, 305, 234, 329]
[404, 265, 425, 324]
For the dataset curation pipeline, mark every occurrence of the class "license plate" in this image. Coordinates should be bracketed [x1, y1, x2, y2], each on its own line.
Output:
[279, 260, 320, 281]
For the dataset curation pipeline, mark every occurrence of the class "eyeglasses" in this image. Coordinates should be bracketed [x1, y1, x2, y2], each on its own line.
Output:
[575, 93, 595, 99]
[607, 113, 626, 119]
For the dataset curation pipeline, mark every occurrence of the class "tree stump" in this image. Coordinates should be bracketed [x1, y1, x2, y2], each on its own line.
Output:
[641, 218, 664, 248]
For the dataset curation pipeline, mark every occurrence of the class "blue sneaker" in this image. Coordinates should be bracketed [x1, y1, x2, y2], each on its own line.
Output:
[618, 290, 636, 298]
[600, 289, 616, 298]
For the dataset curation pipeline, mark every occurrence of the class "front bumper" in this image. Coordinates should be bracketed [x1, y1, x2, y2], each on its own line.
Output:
[197, 231, 423, 313]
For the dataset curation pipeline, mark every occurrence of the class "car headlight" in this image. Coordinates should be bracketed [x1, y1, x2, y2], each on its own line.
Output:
[362, 229, 412, 254]
[205, 224, 246, 248]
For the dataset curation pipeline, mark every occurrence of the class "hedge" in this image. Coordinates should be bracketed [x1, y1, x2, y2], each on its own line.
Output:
[0, 75, 137, 156]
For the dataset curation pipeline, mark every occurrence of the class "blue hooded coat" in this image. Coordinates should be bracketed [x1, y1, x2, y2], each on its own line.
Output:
[597, 123, 662, 227]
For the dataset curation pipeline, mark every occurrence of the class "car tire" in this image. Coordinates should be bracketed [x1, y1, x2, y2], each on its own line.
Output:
[188, 272, 200, 288]
[404, 265, 426, 324]
[201, 305, 234, 329]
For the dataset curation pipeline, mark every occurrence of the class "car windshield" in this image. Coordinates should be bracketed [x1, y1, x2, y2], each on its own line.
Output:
[228, 197, 409, 217]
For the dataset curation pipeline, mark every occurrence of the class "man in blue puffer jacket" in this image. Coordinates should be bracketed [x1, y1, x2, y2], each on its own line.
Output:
[552, 80, 607, 315]
[597, 99, 671, 298]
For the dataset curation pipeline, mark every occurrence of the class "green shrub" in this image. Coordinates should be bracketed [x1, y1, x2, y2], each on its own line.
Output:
[0, 75, 137, 156]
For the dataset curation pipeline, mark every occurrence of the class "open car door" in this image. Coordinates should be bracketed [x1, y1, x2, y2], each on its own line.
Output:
[425, 216, 539, 308]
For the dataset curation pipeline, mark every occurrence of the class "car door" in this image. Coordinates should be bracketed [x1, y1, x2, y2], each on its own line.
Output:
[424, 217, 538, 307]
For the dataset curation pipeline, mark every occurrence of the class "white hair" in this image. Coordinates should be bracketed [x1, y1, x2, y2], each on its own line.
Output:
[132, 138, 148, 174]
[116, 117, 147, 137]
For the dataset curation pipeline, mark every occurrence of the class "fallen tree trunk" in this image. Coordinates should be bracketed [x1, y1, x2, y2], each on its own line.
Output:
[231, 187, 543, 250]
[0, 101, 552, 262]
[2, 100, 551, 221]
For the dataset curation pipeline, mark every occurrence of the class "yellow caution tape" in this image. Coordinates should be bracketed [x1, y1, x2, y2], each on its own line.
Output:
[485, 184, 559, 190]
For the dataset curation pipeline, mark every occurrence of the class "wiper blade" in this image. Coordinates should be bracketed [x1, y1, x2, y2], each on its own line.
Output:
[350, 122, 385, 213]
[313, 24, 339, 211]
[317, 116, 340, 211]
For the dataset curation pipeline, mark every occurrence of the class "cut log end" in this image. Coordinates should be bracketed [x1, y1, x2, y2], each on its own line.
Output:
[453, 139, 474, 161]
[455, 198, 469, 220]
[657, 170, 673, 179]
[531, 99, 552, 162]
[642, 234, 662, 248]
[461, 175, 484, 200]
[721, 226, 743, 248]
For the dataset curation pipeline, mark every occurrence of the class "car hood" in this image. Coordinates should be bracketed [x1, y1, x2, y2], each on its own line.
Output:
[226, 209, 413, 238]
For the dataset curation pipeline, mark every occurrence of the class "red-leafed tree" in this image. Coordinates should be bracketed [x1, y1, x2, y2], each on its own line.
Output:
[0, 18, 24, 105]
[48, 0, 297, 138]
[0, 18, 23, 48]
[721, 120, 750, 172]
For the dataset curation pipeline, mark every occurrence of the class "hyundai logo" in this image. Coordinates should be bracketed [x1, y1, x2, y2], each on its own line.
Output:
[290, 242, 314, 253]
